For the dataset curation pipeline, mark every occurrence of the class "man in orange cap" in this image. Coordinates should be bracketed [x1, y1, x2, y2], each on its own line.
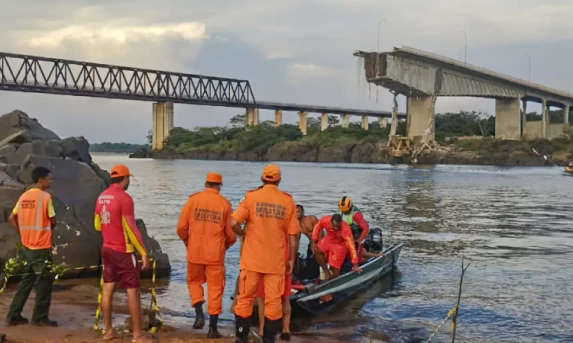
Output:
[177, 172, 236, 338]
[94, 165, 152, 343]
[231, 164, 299, 343]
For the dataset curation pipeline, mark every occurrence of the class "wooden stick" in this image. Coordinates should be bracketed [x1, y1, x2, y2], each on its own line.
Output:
[451, 259, 470, 343]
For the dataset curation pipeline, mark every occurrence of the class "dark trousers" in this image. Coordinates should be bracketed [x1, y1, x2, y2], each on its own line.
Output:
[6, 247, 53, 323]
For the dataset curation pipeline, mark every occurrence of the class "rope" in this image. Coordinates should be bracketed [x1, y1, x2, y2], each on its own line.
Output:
[1, 256, 163, 335]
[425, 307, 457, 342]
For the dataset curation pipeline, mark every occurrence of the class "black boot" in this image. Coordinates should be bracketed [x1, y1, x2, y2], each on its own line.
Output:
[263, 317, 282, 343]
[235, 315, 251, 343]
[207, 315, 222, 338]
[192, 302, 205, 329]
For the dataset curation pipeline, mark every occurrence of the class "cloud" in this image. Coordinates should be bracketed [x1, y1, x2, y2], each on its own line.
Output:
[287, 63, 335, 79]
[24, 23, 206, 49]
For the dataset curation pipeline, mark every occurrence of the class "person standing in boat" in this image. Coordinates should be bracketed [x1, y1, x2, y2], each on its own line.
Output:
[337, 196, 370, 254]
[231, 164, 299, 343]
[311, 214, 362, 280]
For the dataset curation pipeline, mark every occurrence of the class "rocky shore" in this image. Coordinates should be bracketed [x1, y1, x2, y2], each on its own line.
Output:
[0, 110, 171, 279]
[130, 139, 562, 166]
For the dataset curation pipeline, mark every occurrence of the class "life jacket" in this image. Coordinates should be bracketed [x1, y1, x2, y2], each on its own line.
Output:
[337, 205, 362, 241]
[18, 189, 52, 250]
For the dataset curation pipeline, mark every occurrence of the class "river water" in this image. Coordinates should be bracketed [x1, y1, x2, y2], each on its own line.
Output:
[92, 154, 573, 343]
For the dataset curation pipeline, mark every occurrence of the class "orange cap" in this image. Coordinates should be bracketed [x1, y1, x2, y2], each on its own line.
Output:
[261, 164, 281, 182]
[110, 164, 132, 178]
[206, 172, 223, 184]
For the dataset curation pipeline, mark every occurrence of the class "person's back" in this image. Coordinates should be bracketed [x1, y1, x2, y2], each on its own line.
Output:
[181, 189, 234, 265]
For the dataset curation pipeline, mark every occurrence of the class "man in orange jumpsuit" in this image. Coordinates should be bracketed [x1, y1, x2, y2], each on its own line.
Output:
[177, 172, 236, 338]
[6, 166, 57, 327]
[312, 214, 362, 280]
[94, 165, 152, 343]
[231, 164, 299, 343]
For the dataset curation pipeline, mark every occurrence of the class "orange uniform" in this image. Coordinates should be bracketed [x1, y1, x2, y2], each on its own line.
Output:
[177, 173, 236, 316]
[312, 215, 359, 270]
[12, 188, 56, 250]
[233, 165, 299, 321]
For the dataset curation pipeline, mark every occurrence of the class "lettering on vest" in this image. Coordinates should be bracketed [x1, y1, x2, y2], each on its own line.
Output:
[194, 208, 223, 223]
[255, 202, 286, 219]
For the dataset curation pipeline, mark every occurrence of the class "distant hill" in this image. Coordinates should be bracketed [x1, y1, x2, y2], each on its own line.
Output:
[90, 142, 148, 153]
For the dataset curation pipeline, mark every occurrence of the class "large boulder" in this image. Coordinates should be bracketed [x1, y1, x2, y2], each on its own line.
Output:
[0, 110, 171, 278]
[0, 110, 60, 143]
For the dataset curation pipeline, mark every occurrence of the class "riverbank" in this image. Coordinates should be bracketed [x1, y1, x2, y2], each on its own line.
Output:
[130, 137, 571, 166]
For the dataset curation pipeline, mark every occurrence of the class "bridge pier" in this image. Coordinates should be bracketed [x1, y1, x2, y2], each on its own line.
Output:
[152, 102, 174, 150]
[406, 95, 435, 141]
[542, 99, 548, 139]
[495, 98, 521, 140]
[274, 109, 283, 126]
[361, 116, 369, 130]
[246, 108, 259, 126]
[321, 113, 329, 131]
[379, 117, 388, 129]
[342, 115, 350, 128]
[298, 111, 308, 135]
[565, 105, 570, 125]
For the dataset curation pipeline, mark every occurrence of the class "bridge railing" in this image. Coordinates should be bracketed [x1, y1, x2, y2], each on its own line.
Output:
[399, 46, 573, 100]
[0, 52, 256, 107]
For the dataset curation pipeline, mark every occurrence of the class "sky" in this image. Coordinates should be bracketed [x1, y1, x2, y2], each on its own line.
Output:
[1, 0, 572, 143]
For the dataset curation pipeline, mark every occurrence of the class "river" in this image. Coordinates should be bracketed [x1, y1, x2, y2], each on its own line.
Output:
[92, 153, 573, 343]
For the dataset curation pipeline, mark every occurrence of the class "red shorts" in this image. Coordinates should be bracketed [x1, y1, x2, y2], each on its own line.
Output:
[318, 238, 349, 270]
[256, 274, 292, 299]
[101, 247, 140, 289]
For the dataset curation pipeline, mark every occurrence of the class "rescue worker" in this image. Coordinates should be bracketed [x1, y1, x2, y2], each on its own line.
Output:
[311, 214, 362, 280]
[337, 196, 370, 255]
[94, 164, 152, 343]
[231, 164, 299, 343]
[5, 166, 58, 327]
[176, 172, 236, 338]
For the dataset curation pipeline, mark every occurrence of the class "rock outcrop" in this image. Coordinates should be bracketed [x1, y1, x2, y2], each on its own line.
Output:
[0, 110, 170, 278]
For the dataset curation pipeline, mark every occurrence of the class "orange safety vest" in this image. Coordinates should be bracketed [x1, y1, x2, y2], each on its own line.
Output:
[18, 189, 52, 250]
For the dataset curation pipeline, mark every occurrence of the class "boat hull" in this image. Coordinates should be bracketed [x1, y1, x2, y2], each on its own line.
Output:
[293, 243, 403, 316]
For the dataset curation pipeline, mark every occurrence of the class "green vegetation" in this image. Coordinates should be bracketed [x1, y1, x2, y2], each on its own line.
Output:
[162, 114, 398, 154]
[90, 142, 147, 153]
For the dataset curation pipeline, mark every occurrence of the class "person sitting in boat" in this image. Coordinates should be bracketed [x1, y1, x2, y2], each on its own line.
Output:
[311, 214, 362, 280]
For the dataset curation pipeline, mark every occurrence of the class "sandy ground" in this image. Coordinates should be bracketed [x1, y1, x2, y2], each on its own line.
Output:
[0, 281, 370, 343]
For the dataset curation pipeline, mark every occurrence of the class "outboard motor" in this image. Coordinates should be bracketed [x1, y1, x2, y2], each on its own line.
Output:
[364, 228, 383, 253]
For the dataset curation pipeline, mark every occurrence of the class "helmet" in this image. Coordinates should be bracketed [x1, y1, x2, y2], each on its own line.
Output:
[338, 196, 353, 212]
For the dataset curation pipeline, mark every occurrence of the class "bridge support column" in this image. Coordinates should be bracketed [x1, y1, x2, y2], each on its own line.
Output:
[298, 111, 308, 135]
[274, 109, 283, 126]
[406, 95, 435, 141]
[342, 115, 350, 128]
[361, 116, 369, 130]
[321, 113, 329, 131]
[246, 108, 259, 126]
[379, 117, 388, 128]
[565, 105, 570, 125]
[541, 99, 548, 138]
[495, 98, 522, 140]
[152, 102, 174, 150]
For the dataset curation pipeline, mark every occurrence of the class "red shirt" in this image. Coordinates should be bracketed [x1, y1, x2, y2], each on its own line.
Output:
[94, 184, 147, 256]
[312, 215, 358, 265]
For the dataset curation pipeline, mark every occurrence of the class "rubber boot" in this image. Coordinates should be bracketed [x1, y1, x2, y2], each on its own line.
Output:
[235, 315, 251, 343]
[193, 303, 205, 329]
[207, 315, 222, 338]
[262, 317, 282, 343]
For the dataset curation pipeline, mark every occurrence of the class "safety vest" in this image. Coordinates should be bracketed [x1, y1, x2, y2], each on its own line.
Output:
[18, 189, 52, 250]
[337, 205, 361, 241]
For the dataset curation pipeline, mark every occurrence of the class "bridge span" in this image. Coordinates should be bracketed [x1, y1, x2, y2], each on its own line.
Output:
[355, 46, 573, 142]
[0, 52, 399, 150]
